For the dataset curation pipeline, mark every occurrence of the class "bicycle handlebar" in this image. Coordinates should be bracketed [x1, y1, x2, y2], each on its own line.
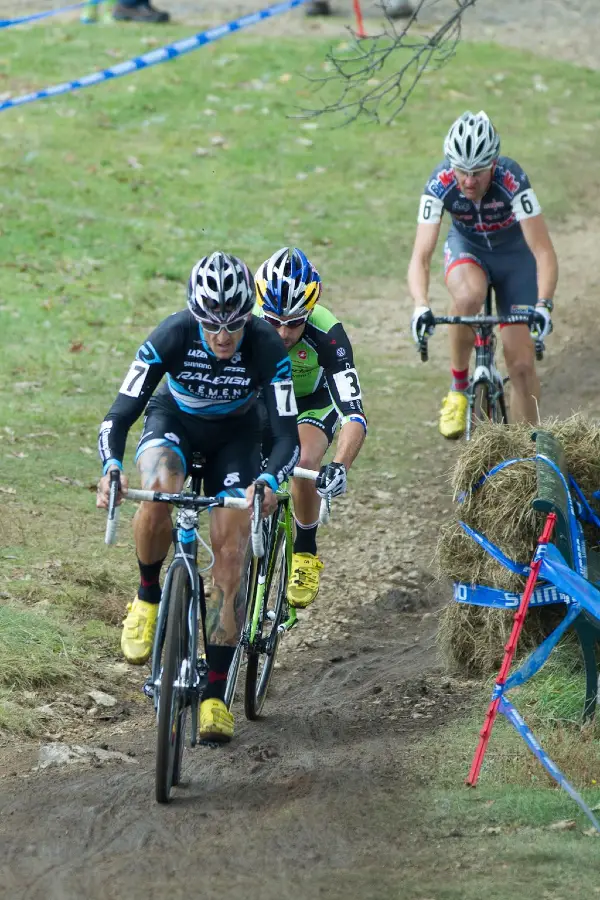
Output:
[124, 488, 248, 508]
[105, 466, 331, 549]
[104, 469, 121, 546]
[418, 314, 545, 362]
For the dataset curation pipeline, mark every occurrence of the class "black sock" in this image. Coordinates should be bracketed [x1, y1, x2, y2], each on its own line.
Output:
[137, 557, 165, 605]
[204, 644, 236, 702]
[294, 519, 318, 556]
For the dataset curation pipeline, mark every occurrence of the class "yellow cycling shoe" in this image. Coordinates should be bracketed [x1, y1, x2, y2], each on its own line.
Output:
[120, 597, 159, 665]
[199, 698, 234, 743]
[287, 552, 324, 609]
[439, 391, 468, 440]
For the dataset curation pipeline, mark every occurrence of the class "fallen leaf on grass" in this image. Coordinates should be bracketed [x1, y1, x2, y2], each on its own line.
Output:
[548, 819, 576, 831]
[53, 476, 84, 488]
[25, 432, 58, 439]
[14, 381, 41, 391]
[195, 147, 211, 157]
[79, 447, 94, 456]
[0, 485, 16, 494]
[583, 827, 600, 838]
[127, 156, 143, 170]
[69, 341, 84, 353]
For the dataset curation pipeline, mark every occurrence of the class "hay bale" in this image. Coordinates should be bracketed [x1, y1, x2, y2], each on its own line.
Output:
[437, 414, 600, 674]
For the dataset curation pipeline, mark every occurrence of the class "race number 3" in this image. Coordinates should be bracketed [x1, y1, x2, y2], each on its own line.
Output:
[333, 368, 362, 402]
[119, 360, 150, 398]
[274, 380, 298, 416]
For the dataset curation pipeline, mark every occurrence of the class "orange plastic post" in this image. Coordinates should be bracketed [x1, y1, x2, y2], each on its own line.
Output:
[353, 0, 366, 38]
[466, 512, 557, 787]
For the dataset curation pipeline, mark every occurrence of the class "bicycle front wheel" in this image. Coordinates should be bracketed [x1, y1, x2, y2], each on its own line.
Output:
[244, 516, 289, 720]
[156, 564, 190, 804]
[223, 544, 256, 710]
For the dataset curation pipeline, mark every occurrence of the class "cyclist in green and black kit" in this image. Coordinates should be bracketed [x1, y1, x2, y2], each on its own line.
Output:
[255, 247, 367, 608]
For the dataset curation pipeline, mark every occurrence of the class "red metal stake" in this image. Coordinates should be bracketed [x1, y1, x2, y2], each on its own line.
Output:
[353, 0, 366, 38]
[466, 512, 557, 787]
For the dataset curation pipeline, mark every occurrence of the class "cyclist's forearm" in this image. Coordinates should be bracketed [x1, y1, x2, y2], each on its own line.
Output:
[98, 413, 132, 473]
[534, 247, 559, 301]
[333, 420, 366, 471]
[407, 256, 431, 306]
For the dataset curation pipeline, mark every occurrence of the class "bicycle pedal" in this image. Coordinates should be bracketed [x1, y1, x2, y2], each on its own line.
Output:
[143, 678, 156, 700]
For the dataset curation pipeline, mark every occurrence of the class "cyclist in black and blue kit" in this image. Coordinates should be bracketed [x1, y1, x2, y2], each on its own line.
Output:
[408, 110, 558, 438]
[96, 252, 299, 743]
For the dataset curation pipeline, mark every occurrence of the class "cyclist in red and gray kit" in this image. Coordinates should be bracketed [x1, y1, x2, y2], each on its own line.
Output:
[408, 110, 558, 438]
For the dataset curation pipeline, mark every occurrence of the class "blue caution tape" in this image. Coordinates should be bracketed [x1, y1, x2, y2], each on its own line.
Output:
[499, 696, 600, 832]
[0, 1, 99, 29]
[570, 476, 600, 529]
[453, 581, 573, 610]
[503, 603, 580, 691]
[539, 544, 600, 621]
[458, 521, 530, 577]
[0, 0, 309, 112]
[536, 454, 587, 578]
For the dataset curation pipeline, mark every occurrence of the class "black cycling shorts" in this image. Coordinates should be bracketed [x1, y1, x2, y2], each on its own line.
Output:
[135, 394, 262, 497]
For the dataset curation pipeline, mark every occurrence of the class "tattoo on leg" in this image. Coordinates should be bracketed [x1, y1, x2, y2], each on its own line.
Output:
[206, 583, 240, 646]
[139, 448, 184, 488]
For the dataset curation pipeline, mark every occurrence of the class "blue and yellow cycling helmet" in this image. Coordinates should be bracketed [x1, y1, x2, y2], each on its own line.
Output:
[255, 247, 322, 317]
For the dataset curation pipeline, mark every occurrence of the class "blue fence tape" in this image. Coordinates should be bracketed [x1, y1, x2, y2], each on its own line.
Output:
[458, 521, 530, 577]
[503, 603, 580, 691]
[0, 0, 309, 112]
[0, 1, 99, 29]
[499, 696, 600, 832]
[453, 581, 573, 610]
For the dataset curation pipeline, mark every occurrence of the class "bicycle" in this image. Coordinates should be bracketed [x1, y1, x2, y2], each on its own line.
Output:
[418, 285, 545, 440]
[104, 458, 330, 801]
[224, 468, 330, 720]
[104, 455, 248, 804]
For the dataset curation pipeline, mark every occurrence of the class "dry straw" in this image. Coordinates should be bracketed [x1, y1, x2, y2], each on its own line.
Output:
[437, 414, 600, 676]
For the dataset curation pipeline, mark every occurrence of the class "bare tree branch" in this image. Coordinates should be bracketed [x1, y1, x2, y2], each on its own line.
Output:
[300, 0, 480, 125]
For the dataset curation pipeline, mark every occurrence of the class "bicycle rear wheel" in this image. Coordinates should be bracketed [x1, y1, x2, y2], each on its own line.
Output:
[156, 564, 190, 804]
[244, 513, 289, 720]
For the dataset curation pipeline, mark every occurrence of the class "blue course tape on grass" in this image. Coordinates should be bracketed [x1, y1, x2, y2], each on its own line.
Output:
[0, 1, 100, 29]
[0, 0, 309, 112]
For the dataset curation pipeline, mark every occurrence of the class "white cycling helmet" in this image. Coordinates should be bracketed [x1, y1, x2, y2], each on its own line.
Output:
[187, 251, 255, 326]
[443, 110, 500, 171]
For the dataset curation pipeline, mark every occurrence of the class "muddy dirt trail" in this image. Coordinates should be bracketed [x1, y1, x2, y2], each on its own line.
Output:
[1, 218, 599, 899]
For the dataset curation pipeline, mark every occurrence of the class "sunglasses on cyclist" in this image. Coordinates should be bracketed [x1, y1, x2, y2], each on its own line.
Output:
[263, 313, 308, 330]
[454, 166, 492, 178]
[201, 316, 248, 335]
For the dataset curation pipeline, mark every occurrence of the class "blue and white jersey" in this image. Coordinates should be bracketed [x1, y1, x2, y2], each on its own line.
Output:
[98, 310, 298, 483]
[418, 155, 542, 250]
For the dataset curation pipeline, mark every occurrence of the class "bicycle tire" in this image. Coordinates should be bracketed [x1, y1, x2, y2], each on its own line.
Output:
[496, 388, 509, 425]
[244, 515, 288, 720]
[223, 543, 256, 710]
[471, 381, 492, 434]
[156, 564, 190, 804]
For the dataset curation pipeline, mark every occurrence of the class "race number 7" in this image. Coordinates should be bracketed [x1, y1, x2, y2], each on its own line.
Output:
[274, 380, 298, 416]
[119, 360, 150, 398]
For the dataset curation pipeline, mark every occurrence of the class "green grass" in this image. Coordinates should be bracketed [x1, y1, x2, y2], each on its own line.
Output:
[0, 16, 599, 828]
